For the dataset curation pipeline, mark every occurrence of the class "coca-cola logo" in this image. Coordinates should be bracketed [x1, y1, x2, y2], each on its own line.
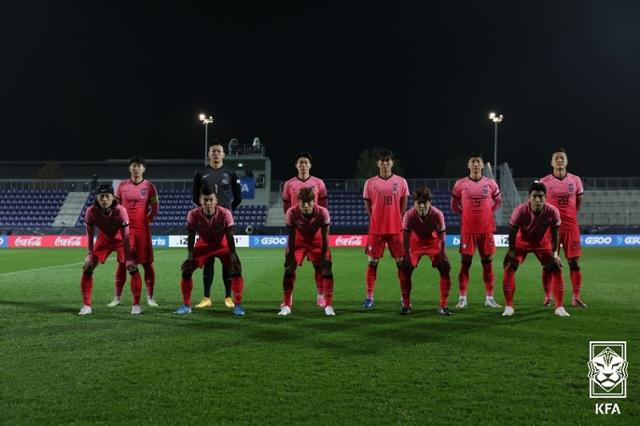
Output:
[335, 236, 363, 246]
[54, 236, 83, 247]
[15, 236, 43, 247]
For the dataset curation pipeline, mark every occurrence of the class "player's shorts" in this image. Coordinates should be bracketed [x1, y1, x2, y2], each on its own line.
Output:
[559, 225, 581, 259]
[191, 241, 233, 269]
[129, 228, 153, 264]
[92, 235, 125, 264]
[459, 233, 495, 257]
[287, 240, 332, 266]
[409, 241, 443, 268]
[511, 246, 555, 268]
[365, 234, 404, 259]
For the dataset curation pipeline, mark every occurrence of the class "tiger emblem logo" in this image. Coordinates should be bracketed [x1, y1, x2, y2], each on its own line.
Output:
[588, 347, 628, 392]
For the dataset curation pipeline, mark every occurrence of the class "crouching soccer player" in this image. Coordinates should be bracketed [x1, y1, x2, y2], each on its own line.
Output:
[175, 186, 245, 316]
[399, 187, 453, 315]
[279, 187, 335, 316]
[502, 182, 570, 317]
[79, 184, 141, 315]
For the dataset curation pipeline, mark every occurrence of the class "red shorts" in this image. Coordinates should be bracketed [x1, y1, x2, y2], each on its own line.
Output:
[559, 226, 581, 259]
[191, 241, 233, 269]
[459, 233, 495, 257]
[93, 235, 125, 264]
[410, 241, 443, 268]
[511, 246, 555, 267]
[287, 240, 332, 266]
[365, 234, 404, 259]
[129, 228, 153, 264]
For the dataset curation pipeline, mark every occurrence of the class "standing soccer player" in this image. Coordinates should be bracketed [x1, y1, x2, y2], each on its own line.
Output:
[175, 186, 245, 316]
[109, 155, 159, 307]
[279, 188, 335, 316]
[502, 182, 570, 317]
[192, 143, 242, 310]
[78, 184, 141, 315]
[450, 153, 502, 308]
[400, 187, 452, 315]
[361, 149, 409, 309]
[539, 148, 586, 307]
[281, 152, 329, 306]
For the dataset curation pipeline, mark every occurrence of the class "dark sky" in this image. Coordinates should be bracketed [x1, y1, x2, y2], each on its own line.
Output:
[2, 1, 640, 179]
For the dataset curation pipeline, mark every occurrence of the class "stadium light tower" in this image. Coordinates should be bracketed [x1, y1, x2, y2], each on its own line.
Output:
[489, 112, 503, 180]
[199, 113, 214, 166]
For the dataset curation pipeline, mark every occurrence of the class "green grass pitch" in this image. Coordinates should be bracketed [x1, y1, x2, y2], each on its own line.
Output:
[1, 247, 638, 424]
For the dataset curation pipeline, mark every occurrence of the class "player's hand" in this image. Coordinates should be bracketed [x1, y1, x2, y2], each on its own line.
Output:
[552, 255, 563, 269]
[503, 251, 518, 269]
[438, 255, 450, 270]
[125, 260, 138, 273]
[230, 252, 242, 273]
[284, 253, 297, 270]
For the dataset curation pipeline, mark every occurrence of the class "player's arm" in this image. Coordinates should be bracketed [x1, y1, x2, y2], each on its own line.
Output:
[318, 181, 328, 209]
[148, 185, 159, 224]
[438, 230, 448, 261]
[192, 171, 202, 206]
[400, 195, 408, 214]
[364, 199, 372, 217]
[504, 225, 519, 269]
[284, 225, 297, 269]
[282, 182, 291, 214]
[450, 195, 462, 214]
[186, 230, 196, 260]
[86, 223, 95, 255]
[551, 226, 560, 259]
[320, 224, 329, 260]
[231, 172, 242, 210]
[576, 193, 583, 212]
[120, 223, 137, 272]
[492, 191, 502, 211]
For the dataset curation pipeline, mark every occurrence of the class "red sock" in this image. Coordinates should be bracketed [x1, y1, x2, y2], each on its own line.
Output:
[366, 265, 377, 299]
[542, 269, 552, 299]
[114, 262, 126, 297]
[180, 277, 193, 305]
[232, 276, 244, 305]
[570, 270, 582, 299]
[458, 262, 470, 296]
[503, 268, 516, 307]
[552, 271, 565, 309]
[283, 273, 295, 307]
[80, 272, 93, 306]
[439, 275, 451, 308]
[143, 263, 155, 297]
[314, 268, 323, 296]
[130, 271, 142, 305]
[398, 267, 412, 308]
[323, 276, 334, 306]
[481, 261, 494, 297]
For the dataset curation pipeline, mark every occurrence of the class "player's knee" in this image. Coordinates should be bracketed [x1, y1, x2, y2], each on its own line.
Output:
[543, 263, 559, 273]
[284, 271, 295, 278]
[439, 263, 451, 275]
[368, 260, 379, 268]
[181, 270, 193, 279]
[568, 260, 580, 271]
[481, 258, 493, 264]
[461, 255, 473, 265]
[506, 262, 520, 272]
[82, 269, 93, 277]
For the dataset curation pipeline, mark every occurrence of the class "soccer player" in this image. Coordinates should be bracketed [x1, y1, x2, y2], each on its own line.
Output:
[361, 149, 409, 309]
[450, 153, 502, 308]
[539, 148, 586, 307]
[109, 155, 159, 307]
[175, 186, 245, 316]
[192, 143, 242, 310]
[400, 187, 452, 315]
[78, 184, 141, 315]
[502, 182, 570, 317]
[279, 187, 335, 316]
[281, 152, 328, 306]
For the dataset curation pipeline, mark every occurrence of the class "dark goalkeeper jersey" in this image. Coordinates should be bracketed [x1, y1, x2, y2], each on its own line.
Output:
[192, 165, 242, 210]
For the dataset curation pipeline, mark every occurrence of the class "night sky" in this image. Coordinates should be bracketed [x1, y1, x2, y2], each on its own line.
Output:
[2, 1, 639, 179]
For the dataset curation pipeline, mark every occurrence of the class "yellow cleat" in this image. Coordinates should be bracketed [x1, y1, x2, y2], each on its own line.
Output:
[224, 297, 235, 308]
[195, 297, 212, 309]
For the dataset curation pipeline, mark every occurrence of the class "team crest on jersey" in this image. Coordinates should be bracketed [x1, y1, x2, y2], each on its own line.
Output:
[222, 173, 230, 185]
[392, 183, 398, 194]
[482, 185, 489, 195]
[140, 188, 147, 198]
[568, 183, 575, 193]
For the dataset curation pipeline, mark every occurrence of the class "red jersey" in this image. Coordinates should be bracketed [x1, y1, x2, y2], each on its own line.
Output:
[451, 176, 501, 234]
[363, 174, 409, 235]
[186, 206, 234, 246]
[402, 206, 445, 243]
[116, 179, 159, 230]
[539, 173, 583, 229]
[85, 204, 129, 240]
[286, 205, 330, 242]
[282, 176, 328, 210]
[509, 202, 561, 249]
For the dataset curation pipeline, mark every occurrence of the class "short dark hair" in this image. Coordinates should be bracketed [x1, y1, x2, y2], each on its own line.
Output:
[294, 152, 313, 163]
[297, 187, 315, 203]
[529, 181, 547, 195]
[129, 155, 146, 166]
[377, 149, 394, 160]
[552, 147, 567, 155]
[413, 187, 432, 203]
[200, 185, 217, 197]
[469, 152, 483, 160]
[208, 143, 224, 151]
[97, 183, 114, 195]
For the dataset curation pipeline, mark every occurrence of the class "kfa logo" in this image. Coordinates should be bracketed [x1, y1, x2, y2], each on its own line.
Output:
[588, 341, 628, 399]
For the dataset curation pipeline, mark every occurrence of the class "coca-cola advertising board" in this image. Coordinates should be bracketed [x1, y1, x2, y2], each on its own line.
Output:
[9, 235, 88, 248]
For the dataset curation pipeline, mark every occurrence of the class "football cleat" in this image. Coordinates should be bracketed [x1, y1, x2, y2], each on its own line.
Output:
[324, 306, 336, 316]
[316, 294, 326, 307]
[195, 297, 211, 309]
[572, 298, 588, 308]
[233, 304, 245, 316]
[401, 306, 412, 315]
[455, 296, 467, 308]
[278, 306, 292, 316]
[106, 297, 121, 307]
[224, 297, 235, 309]
[555, 306, 571, 317]
[147, 297, 159, 307]
[174, 304, 192, 315]
[502, 306, 515, 317]
[78, 305, 92, 315]
[484, 297, 501, 308]
[438, 307, 453, 316]
[131, 304, 142, 315]
[361, 298, 374, 309]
